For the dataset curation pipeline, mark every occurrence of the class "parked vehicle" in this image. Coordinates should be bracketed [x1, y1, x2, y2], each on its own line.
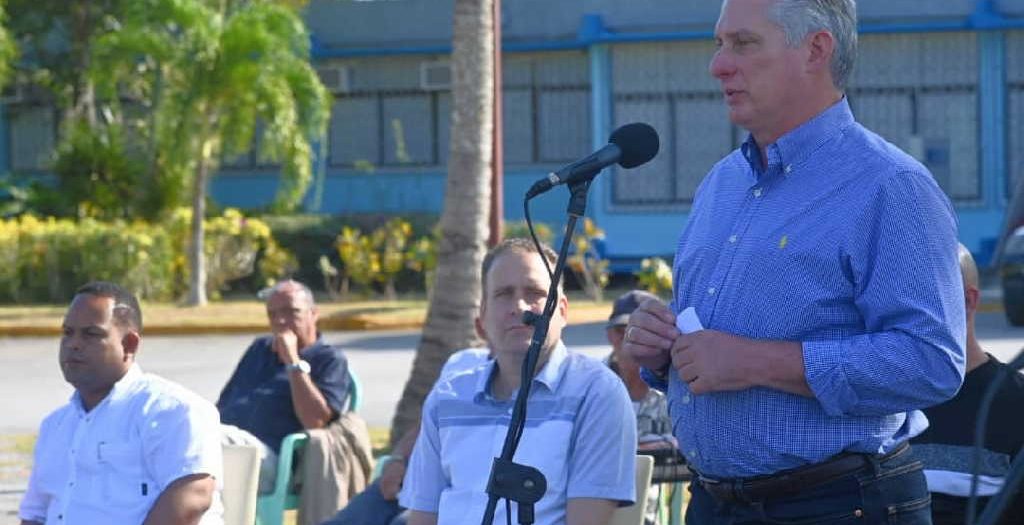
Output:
[1001, 226, 1024, 326]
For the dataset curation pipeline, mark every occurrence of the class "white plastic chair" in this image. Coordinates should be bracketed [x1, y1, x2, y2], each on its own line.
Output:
[222, 443, 262, 525]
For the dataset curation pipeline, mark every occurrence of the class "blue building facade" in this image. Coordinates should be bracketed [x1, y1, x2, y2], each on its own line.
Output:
[5, 0, 1024, 269]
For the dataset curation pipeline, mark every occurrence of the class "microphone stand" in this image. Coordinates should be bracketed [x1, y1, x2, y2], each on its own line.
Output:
[479, 179, 593, 525]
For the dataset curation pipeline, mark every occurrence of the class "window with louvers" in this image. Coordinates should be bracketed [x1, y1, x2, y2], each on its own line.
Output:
[848, 32, 980, 203]
[323, 51, 591, 170]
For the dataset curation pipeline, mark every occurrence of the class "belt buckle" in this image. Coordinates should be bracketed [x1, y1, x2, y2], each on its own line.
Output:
[698, 475, 736, 503]
[698, 474, 722, 487]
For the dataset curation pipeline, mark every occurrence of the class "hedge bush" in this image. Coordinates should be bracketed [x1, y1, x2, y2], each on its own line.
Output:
[0, 209, 291, 303]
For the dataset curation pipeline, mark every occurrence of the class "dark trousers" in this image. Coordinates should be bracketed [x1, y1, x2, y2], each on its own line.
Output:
[319, 480, 407, 525]
[685, 447, 932, 524]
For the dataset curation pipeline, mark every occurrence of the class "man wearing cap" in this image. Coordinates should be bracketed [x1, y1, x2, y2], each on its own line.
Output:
[606, 290, 675, 452]
[605, 291, 676, 525]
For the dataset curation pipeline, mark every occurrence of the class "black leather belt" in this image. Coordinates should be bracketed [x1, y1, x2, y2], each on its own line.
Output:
[696, 442, 911, 505]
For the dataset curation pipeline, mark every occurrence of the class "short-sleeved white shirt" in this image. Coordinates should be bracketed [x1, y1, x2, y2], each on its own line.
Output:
[19, 364, 224, 525]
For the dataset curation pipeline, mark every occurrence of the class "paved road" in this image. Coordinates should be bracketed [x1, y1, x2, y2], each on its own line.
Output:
[3, 313, 1024, 433]
[0, 321, 613, 434]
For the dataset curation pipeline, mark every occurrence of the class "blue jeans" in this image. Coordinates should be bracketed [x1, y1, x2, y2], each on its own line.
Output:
[320, 480, 407, 525]
[686, 446, 932, 524]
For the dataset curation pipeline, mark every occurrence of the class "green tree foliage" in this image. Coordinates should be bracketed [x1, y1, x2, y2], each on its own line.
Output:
[7, 1, 328, 304]
[90, 0, 330, 304]
[51, 122, 145, 219]
[7, 0, 114, 125]
[0, 1, 15, 90]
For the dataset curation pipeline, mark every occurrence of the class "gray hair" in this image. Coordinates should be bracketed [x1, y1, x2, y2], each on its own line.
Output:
[259, 279, 315, 306]
[768, 0, 858, 91]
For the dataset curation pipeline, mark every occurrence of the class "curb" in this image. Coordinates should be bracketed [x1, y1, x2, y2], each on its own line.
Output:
[0, 317, 424, 337]
[0, 303, 617, 337]
[0, 302, 999, 337]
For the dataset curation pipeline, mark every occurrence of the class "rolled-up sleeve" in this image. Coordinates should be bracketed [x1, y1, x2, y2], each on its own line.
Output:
[803, 171, 966, 417]
[142, 393, 224, 491]
[399, 391, 446, 512]
[566, 370, 638, 504]
[311, 348, 351, 417]
[18, 415, 55, 523]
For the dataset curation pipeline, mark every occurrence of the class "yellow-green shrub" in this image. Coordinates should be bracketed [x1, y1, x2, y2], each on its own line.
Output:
[0, 209, 292, 303]
[635, 257, 673, 296]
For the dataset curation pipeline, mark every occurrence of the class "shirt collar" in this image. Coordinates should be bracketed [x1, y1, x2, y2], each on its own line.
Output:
[741, 97, 855, 177]
[474, 342, 569, 402]
[71, 362, 144, 413]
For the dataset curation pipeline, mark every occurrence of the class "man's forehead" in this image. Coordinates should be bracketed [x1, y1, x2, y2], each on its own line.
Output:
[486, 255, 552, 295]
[64, 294, 115, 326]
[716, 0, 773, 31]
[268, 289, 311, 307]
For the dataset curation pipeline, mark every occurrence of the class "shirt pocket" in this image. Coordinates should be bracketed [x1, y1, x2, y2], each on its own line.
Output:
[96, 440, 158, 509]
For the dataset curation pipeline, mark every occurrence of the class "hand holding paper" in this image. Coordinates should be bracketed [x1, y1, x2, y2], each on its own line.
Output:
[675, 307, 704, 334]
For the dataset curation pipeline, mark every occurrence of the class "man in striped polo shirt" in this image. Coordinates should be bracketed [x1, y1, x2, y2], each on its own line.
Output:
[401, 238, 638, 525]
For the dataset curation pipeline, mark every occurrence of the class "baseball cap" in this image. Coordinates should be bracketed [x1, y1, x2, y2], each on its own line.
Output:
[606, 290, 661, 329]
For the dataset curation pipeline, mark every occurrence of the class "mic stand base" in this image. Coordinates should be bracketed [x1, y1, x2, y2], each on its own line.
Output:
[484, 458, 547, 525]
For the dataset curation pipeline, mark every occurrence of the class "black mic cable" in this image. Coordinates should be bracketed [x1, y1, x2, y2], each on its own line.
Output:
[966, 348, 1024, 525]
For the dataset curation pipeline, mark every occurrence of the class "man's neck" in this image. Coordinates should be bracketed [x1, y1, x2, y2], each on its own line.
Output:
[965, 338, 989, 373]
[79, 386, 113, 412]
[491, 349, 552, 401]
[297, 332, 319, 352]
[754, 90, 843, 166]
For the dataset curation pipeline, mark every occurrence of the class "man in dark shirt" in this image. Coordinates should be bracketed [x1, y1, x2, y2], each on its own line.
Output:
[911, 244, 1024, 524]
[218, 279, 350, 491]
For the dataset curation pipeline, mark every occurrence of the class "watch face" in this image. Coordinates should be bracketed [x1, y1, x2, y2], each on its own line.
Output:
[290, 360, 311, 374]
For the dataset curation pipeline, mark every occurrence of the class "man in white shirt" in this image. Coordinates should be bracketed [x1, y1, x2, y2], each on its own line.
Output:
[19, 281, 224, 525]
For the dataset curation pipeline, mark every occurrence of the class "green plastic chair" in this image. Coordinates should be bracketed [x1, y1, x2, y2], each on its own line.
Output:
[254, 369, 363, 525]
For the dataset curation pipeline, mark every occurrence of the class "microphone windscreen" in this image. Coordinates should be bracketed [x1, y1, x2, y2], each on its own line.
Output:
[609, 123, 660, 169]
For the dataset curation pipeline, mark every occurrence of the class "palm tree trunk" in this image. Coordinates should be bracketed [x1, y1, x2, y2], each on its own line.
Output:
[69, 0, 96, 129]
[186, 140, 211, 306]
[389, 0, 494, 446]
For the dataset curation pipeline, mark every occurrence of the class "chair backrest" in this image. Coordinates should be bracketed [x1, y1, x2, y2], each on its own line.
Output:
[222, 443, 262, 525]
[609, 455, 654, 525]
[347, 367, 362, 412]
[255, 368, 361, 525]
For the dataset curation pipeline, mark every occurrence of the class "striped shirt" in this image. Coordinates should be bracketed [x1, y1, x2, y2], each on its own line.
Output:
[401, 343, 637, 524]
[653, 98, 966, 478]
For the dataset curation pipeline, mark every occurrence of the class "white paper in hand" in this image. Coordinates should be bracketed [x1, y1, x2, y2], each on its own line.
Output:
[675, 307, 704, 334]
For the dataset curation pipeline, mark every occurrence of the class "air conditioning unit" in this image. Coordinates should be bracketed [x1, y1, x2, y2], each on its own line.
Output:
[419, 61, 451, 91]
[316, 65, 352, 94]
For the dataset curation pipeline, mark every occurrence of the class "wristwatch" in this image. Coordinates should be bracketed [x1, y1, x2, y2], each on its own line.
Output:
[287, 360, 311, 375]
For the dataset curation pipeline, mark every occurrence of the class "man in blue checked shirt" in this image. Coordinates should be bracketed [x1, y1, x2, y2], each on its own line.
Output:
[624, 0, 966, 524]
[401, 238, 637, 525]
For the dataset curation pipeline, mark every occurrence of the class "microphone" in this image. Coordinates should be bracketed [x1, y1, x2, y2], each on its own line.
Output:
[526, 122, 659, 199]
